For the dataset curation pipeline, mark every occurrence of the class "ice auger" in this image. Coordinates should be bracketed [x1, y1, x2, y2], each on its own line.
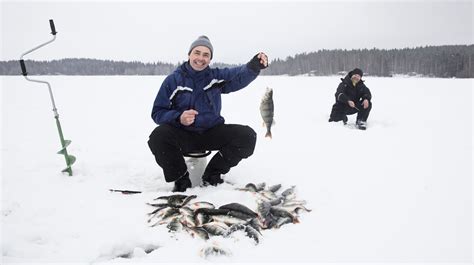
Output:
[19, 19, 76, 176]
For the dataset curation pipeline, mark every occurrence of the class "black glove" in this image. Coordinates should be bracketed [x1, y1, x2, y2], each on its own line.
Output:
[247, 54, 267, 72]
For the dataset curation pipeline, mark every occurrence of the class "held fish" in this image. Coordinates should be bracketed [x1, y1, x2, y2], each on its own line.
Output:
[259, 87, 274, 138]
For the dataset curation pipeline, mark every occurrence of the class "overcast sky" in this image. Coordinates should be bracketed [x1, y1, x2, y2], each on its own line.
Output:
[1, 0, 472, 64]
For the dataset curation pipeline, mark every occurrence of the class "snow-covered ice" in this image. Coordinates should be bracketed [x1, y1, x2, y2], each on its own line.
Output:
[1, 75, 472, 264]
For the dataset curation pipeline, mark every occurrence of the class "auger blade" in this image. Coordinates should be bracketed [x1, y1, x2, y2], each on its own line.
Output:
[67, 155, 76, 165]
[57, 140, 72, 154]
[61, 167, 71, 173]
[61, 155, 76, 176]
[61, 167, 72, 175]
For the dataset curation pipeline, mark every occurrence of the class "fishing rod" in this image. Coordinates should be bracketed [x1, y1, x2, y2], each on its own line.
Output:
[19, 19, 76, 176]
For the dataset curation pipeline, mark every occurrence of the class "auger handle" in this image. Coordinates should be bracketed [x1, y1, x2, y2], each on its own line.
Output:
[20, 19, 57, 75]
[20, 60, 27, 76]
[49, 19, 57, 35]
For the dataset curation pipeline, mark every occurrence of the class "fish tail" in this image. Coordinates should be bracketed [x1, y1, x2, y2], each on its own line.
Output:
[265, 129, 272, 139]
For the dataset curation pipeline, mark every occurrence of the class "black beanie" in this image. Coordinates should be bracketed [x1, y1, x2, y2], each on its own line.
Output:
[350, 68, 363, 77]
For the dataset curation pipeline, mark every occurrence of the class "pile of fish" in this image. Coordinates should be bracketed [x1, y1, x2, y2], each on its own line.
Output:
[146, 182, 311, 247]
[238, 183, 311, 229]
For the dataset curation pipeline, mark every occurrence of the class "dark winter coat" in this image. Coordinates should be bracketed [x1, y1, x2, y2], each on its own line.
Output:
[334, 73, 372, 104]
[152, 62, 259, 133]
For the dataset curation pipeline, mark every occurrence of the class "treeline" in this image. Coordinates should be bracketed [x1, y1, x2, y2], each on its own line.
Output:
[1, 45, 472, 78]
[1, 58, 177, 75]
[266, 45, 473, 78]
[0, 58, 238, 76]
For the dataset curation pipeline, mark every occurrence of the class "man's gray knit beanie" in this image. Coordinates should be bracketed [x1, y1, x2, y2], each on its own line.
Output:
[188, 35, 213, 59]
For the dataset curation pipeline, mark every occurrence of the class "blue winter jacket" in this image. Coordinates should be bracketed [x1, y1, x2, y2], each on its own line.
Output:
[152, 62, 260, 133]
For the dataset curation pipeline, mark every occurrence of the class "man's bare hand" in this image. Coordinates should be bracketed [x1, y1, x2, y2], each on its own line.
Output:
[180, 109, 198, 126]
[348, 100, 355, 108]
[362, 99, 369, 109]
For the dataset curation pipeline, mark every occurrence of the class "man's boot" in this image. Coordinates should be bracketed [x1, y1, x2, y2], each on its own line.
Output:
[201, 152, 228, 186]
[356, 120, 367, 130]
[172, 172, 192, 192]
[202, 172, 224, 186]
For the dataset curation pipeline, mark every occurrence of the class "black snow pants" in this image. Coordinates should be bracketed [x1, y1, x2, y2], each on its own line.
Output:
[329, 100, 372, 122]
[148, 124, 257, 182]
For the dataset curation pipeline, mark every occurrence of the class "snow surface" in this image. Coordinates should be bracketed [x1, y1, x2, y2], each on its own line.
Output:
[1, 75, 472, 264]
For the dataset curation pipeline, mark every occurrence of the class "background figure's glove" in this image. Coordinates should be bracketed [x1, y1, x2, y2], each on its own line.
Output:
[247, 54, 268, 72]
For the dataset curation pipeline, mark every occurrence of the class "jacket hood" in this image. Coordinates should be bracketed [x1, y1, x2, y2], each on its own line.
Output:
[341, 72, 364, 84]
